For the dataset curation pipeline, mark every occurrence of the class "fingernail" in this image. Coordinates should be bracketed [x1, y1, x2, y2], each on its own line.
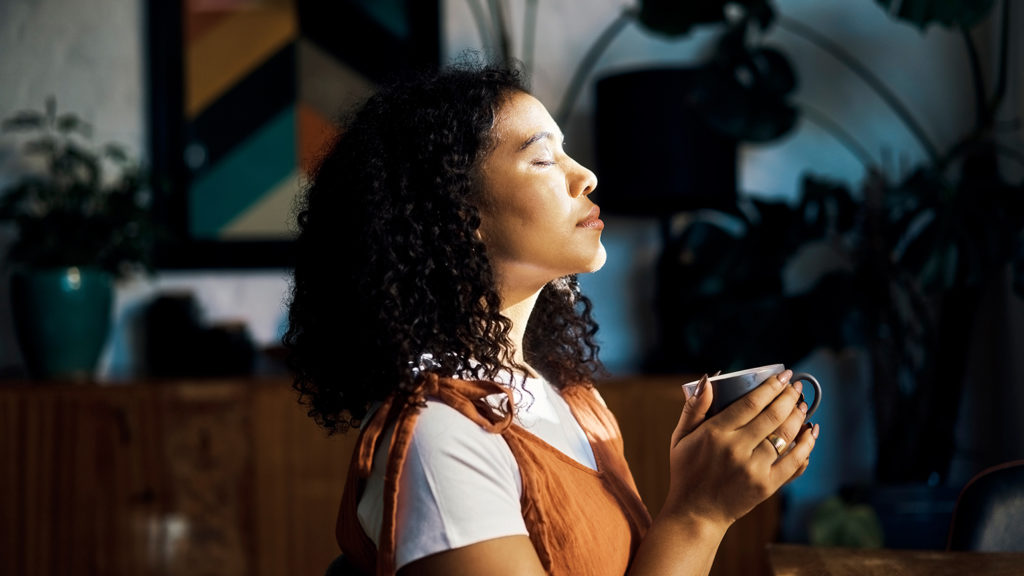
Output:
[777, 370, 792, 384]
[799, 402, 808, 414]
[812, 423, 820, 438]
[697, 374, 709, 397]
[793, 380, 803, 393]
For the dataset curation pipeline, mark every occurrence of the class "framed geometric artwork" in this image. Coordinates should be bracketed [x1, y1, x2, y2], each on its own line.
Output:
[146, 0, 441, 269]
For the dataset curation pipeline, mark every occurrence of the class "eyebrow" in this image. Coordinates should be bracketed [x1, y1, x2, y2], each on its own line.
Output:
[518, 131, 556, 151]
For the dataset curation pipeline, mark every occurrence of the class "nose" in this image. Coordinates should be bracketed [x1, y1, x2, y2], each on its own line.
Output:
[570, 160, 598, 198]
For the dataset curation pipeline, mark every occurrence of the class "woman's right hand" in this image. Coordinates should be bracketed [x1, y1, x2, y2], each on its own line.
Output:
[662, 370, 819, 529]
[627, 370, 819, 575]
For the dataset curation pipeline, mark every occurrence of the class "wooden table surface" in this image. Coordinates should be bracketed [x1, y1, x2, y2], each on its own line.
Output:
[768, 544, 1024, 576]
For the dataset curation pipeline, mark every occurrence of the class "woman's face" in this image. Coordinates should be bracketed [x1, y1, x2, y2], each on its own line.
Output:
[475, 91, 606, 300]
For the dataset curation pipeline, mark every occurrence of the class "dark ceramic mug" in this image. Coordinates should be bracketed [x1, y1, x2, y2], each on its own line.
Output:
[681, 363, 821, 418]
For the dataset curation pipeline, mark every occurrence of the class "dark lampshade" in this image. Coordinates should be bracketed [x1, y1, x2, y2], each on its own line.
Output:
[593, 67, 737, 216]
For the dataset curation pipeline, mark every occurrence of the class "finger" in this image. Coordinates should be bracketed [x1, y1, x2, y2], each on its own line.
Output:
[772, 422, 818, 484]
[759, 433, 789, 460]
[789, 458, 810, 482]
[717, 370, 793, 427]
[779, 457, 810, 487]
[743, 377, 805, 441]
[783, 428, 813, 481]
[672, 374, 713, 446]
[756, 393, 810, 458]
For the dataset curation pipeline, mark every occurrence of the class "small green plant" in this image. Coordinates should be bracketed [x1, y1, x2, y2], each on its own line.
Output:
[809, 493, 885, 549]
[0, 96, 156, 279]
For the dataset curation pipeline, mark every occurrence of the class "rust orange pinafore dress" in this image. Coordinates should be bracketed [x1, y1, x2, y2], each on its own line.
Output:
[336, 373, 653, 575]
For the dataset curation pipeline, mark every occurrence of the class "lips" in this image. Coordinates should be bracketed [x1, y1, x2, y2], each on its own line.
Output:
[577, 205, 604, 230]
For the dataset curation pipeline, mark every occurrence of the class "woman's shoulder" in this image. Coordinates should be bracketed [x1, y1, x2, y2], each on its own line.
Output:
[412, 397, 517, 461]
[403, 397, 523, 509]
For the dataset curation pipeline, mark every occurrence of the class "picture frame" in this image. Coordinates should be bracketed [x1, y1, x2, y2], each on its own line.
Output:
[146, 0, 441, 269]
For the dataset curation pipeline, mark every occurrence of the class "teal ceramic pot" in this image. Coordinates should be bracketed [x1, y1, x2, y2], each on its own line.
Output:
[10, 266, 114, 381]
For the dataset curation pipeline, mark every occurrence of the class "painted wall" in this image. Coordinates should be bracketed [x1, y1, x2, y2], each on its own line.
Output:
[1, 0, 1021, 544]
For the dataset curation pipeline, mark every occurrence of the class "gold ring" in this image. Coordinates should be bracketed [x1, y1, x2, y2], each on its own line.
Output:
[766, 433, 787, 455]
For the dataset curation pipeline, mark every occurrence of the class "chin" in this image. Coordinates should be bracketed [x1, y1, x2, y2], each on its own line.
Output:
[583, 244, 608, 273]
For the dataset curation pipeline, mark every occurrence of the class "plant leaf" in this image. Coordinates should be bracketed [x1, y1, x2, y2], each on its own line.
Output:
[873, 0, 995, 30]
[22, 137, 57, 157]
[0, 97, 157, 278]
[1, 111, 45, 132]
[57, 113, 93, 138]
[689, 46, 800, 142]
[751, 47, 797, 97]
[103, 143, 129, 163]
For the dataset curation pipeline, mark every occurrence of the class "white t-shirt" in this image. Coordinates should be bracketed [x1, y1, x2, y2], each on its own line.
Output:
[356, 374, 597, 569]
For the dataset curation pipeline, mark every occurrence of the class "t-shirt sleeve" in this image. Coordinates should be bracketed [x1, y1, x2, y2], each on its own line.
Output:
[393, 400, 527, 569]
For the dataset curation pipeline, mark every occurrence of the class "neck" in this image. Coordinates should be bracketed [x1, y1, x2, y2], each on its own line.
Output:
[500, 288, 542, 374]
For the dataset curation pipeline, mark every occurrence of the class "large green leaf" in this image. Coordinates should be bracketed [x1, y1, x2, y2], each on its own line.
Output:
[873, 0, 994, 30]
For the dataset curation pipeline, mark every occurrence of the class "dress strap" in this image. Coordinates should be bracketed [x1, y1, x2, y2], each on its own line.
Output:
[348, 372, 515, 575]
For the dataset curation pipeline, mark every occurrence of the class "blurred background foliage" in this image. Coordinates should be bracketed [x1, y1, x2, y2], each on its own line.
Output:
[471, 0, 1023, 485]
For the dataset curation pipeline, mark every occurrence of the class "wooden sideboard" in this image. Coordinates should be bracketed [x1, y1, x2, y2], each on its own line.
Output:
[0, 375, 778, 576]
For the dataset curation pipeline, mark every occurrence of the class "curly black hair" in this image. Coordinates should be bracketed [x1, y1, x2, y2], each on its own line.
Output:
[283, 58, 607, 434]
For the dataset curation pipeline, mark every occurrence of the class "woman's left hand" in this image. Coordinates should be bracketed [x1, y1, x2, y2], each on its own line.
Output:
[661, 369, 819, 529]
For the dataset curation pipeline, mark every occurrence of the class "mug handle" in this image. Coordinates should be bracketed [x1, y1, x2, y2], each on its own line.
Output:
[791, 373, 821, 418]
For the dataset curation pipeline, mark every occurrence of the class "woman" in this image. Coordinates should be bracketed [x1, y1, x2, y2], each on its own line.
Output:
[283, 59, 819, 575]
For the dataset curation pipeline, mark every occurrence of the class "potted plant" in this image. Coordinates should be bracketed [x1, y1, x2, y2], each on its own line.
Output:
[0, 96, 156, 381]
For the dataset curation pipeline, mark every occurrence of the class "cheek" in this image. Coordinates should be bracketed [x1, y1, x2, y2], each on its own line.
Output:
[474, 207, 515, 254]
[479, 193, 537, 232]
[476, 172, 569, 241]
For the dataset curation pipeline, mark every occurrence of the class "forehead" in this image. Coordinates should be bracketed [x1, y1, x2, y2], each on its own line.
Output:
[491, 91, 559, 145]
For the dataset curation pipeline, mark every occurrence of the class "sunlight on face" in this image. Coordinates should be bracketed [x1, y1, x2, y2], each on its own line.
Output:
[476, 91, 606, 301]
